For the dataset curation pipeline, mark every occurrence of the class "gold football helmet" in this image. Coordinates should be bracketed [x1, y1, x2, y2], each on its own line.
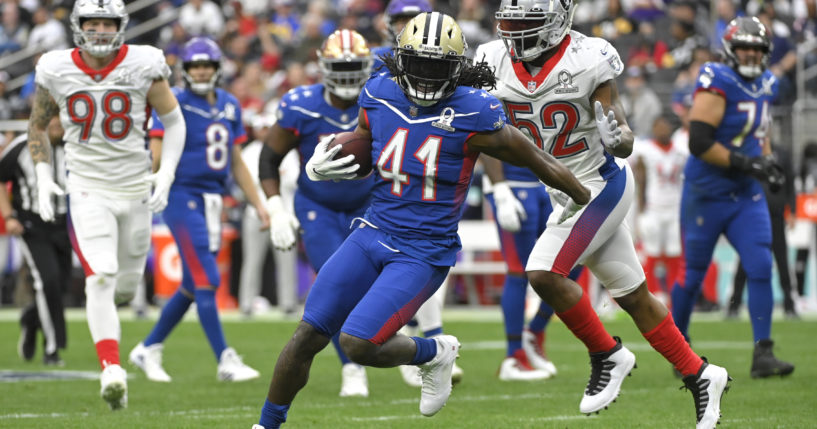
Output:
[395, 12, 467, 106]
[317, 29, 373, 100]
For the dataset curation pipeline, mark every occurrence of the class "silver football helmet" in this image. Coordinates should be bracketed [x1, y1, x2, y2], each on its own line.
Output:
[495, 0, 575, 62]
[70, 0, 129, 58]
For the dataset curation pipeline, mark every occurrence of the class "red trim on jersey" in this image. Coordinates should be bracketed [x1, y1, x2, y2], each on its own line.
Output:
[512, 35, 571, 92]
[148, 129, 164, 138]
[362, 109, 371, 130]
[499, 228, 525, 273]
[463, 132, 478, 155]
[67, 212, 95, 277]
[176, 225, 211, 287]
[233, 134, 248, 145]
[71, 45, 129, 81]
[651, 139, 672, 153]
[694, 86, 726, 100]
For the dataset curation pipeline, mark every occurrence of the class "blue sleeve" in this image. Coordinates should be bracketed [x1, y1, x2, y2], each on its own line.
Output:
[148, 108, 165, 138]
[358, 76, 382, 110]
[232, 102, 248, 145]
[694, 63, 729, 98]
[276, 92, 300, 133]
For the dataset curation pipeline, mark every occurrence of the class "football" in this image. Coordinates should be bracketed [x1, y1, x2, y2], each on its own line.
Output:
[328, 132, 373, 178]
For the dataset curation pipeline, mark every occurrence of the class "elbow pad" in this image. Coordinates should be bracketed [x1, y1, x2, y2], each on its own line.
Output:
[258, 144, 286, 181]
[688, 120, 717, 157]
[156, 105, 186, 177]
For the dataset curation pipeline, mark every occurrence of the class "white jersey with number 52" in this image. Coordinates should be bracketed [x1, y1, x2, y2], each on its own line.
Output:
[35, 44, 171, 197]
[476, 31, 624, 182]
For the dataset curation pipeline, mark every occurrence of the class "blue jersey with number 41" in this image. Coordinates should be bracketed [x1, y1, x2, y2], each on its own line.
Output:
[149, 87, 247, 194]
[684, 62, 779, 197]
[358, 72, 507, 265]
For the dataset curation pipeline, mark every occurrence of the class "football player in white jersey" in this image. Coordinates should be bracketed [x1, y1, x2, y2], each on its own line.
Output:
[27, 0, 185, 411]
[631, 116, 688, 305]
[478, 1, 729, 428]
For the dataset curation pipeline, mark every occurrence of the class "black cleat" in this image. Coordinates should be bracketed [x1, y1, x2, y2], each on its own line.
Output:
[18, 324, 36, 361]
[43, 351, 65, 367]
[751, 339, 794, 378]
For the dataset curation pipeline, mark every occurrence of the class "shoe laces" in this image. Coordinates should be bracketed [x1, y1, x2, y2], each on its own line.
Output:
[680, 374, 709, 423]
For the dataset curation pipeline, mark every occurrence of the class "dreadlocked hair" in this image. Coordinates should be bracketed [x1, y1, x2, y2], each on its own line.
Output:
[379, 52, 497, 91]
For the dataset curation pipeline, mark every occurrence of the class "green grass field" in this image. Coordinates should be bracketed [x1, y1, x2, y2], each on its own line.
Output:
[0, 309, 814, 428]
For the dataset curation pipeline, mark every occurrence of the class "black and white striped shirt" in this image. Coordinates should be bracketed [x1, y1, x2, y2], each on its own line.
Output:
[0, 133, 67, 222]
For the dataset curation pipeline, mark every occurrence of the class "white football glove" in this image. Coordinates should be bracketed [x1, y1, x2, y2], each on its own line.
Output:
[266, 195, 300, 250]
[550, 189, 587, 225]
[594, 101, 622, 150]
[144, 170, 174, 212]
[35, 162, 64, 222]
[305, 134, 359, 181]
[492, 182, 526, 233]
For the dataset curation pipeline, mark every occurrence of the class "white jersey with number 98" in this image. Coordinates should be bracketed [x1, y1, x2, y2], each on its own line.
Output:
[476, 31, 624, 183]
[35, 44, 171, 197]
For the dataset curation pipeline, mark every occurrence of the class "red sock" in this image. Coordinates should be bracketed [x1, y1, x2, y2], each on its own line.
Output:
[643, 313, 703, 377]
[663, 256, 682, 290]
[95, 339, 120, 370]
[555, 292, 616, 353]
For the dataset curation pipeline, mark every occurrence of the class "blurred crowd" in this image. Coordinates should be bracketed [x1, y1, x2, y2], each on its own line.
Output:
[2, 0, 817, 311]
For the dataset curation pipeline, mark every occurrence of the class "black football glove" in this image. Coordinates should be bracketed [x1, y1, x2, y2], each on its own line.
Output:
[729, 152, 785, 192]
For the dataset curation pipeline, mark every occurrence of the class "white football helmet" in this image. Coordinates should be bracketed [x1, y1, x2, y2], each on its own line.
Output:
[70, 0, 129, 58]
[495, 0, 575, 62]
[317, 29, 373, 100]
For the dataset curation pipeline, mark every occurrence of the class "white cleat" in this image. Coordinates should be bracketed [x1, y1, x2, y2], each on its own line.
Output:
[251, 426, 265, 429]
[129, 342, 171, 382]
[451, 361, 464, 385]
[399, 364, 423, 388]
[522, 330, 557, 376]
[683, 360, 730, 429]
[339, 363, 369, 397]
[498, 349, 551, 381]
[579, 336, 636, 415]
[100, 364, 128, 410]
[217, 347, 260, 382]
[418, 335, 460, 417]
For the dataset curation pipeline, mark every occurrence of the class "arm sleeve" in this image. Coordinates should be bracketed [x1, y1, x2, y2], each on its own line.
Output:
[155, 105, 186, 176]
[258, 143, 285, 182]
[148, 109, 165, 138]
[232, 101, 248, 145]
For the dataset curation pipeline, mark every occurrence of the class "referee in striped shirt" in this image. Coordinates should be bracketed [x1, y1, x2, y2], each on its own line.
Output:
[0, 117, 70, 365]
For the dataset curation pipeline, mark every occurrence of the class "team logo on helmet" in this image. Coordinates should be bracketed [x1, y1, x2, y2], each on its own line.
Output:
[317, 29, 373, 100]
[395, 12, 467, 106]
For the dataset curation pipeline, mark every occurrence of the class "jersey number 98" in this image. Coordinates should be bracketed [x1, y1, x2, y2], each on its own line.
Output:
[67, 91, 132, 142]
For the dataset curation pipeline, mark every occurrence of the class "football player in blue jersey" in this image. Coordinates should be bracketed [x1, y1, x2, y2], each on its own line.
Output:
[671, 17, 794, 378]
[258, 29, 376, 398]
[128, 37, 269, 383]
[482, 156, 585, 381]
[371, 0, 432, 72]
[253, 13, 590, 428]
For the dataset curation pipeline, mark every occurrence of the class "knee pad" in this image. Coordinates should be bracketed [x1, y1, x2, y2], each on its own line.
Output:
[86, 274, 116, 298]
[114, 272, 143, 305]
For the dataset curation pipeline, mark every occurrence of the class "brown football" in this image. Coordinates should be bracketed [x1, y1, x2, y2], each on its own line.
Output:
[328, 132, 373, 178]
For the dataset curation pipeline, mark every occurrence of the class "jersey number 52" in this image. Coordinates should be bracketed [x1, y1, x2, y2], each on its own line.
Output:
[505, 101, 588, 158]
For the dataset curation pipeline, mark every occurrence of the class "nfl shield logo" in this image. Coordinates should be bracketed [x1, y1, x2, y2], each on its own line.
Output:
[527, 81, 537, 92]
[409, 105, 418, 117]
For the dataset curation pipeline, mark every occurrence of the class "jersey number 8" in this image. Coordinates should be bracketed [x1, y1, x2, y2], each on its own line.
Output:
[206, 123, 230, 170]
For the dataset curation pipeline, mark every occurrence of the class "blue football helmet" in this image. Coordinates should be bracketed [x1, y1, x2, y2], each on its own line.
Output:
[181, 37, 223, 95]
[384, 0, 432, 45]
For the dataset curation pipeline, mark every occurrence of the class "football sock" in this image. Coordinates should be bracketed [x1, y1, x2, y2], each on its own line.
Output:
[194, 288, 227, 360]
[331, 333, 352, 365]
[95, 339, 120, 369]
[259, 399, 289, 429]
[409, 336, 438, 365]
[747, 278, 773, 342]
[85, 274, 120, 369]
[642, 313, 703, 377]
[528, 301, 554, 333]
[423, 327, 443, 338]
[144, 288, 193, 347]
[671, 266, 706, 341]
[556, 292, 616, 353]
[501, 274, 527, 356]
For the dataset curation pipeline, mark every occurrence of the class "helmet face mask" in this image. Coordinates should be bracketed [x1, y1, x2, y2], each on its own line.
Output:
[395, 12, 467, 106]
[495, 0, 575, 62]
[182, 37, 223, 95]
[70, 0, 129, 58]
[722, 17, 771, 79]
[317, 29, 373, 100]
